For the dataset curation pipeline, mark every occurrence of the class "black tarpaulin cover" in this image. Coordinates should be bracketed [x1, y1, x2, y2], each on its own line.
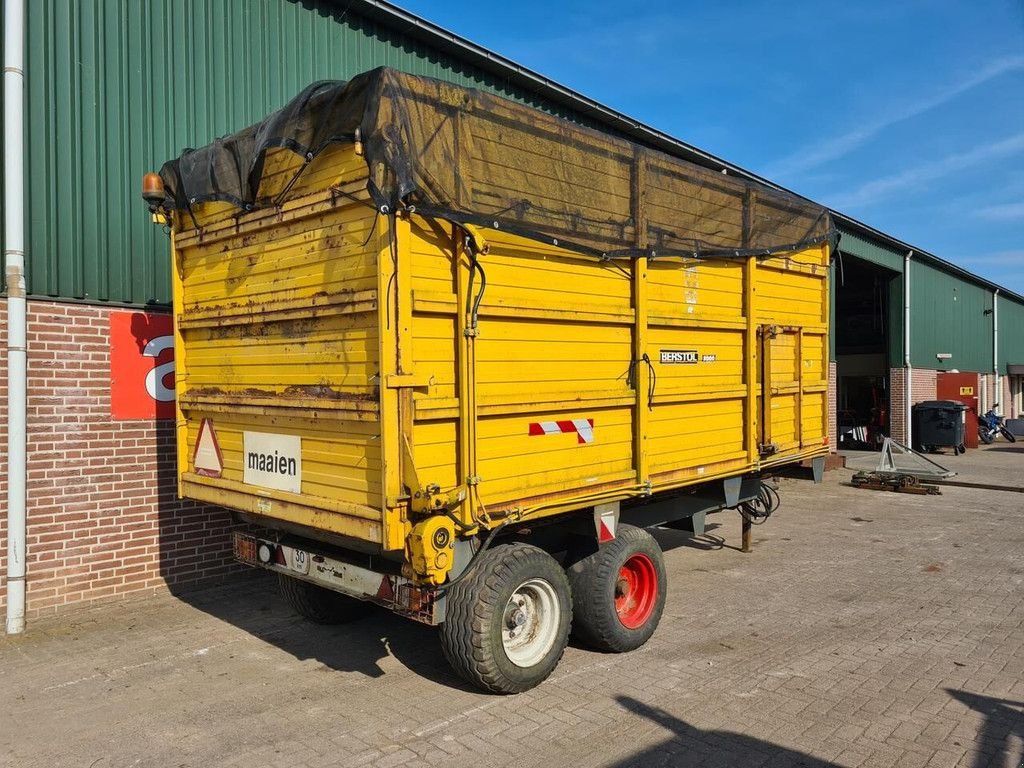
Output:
[159, 67, 831, 259]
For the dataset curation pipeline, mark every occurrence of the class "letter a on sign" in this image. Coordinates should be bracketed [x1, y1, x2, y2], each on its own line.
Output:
[193, 418, 224, 478]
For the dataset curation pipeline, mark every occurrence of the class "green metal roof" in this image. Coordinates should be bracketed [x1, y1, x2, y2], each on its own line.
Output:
[835, 230, 904, 273]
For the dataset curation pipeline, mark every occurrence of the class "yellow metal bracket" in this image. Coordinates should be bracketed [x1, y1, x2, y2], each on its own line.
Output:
[411, 483, 468, 517]
[400, 434, 423, 501]
[460, 223, 490, 255]
[402, 434, 469, 517]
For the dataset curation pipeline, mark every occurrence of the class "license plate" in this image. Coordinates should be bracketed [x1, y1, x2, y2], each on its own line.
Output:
[287, 546, 310, 575]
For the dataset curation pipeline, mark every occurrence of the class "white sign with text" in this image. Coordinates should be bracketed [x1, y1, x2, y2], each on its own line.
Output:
[243, 431, 302, 494]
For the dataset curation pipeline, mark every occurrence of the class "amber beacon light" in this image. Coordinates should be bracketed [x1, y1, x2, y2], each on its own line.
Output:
[141, 172, 165, 212]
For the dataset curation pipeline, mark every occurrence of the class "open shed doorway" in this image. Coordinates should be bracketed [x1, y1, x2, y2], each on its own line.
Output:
[835, 257, 896, 450]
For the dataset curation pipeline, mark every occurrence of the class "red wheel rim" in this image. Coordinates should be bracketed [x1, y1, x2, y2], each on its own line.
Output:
[615, 553, 658, 629]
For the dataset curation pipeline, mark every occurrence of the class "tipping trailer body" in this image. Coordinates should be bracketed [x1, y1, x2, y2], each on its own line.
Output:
[170, 144, 829, 553]
[154, 68, 831, 691]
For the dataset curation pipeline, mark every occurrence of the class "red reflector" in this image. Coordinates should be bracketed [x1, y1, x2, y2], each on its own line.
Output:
[399, 584, 432, 614]
[273, 546, 287, 565]
[234, 535, 257, 563]
[823, 436, 830, 446]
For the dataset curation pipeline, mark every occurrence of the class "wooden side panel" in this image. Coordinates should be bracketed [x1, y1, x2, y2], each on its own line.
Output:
[172, 149, 388, 542]
[754, 252, 830, 459]
[407, 220, 830, 523]
[409, 220, 636, 508]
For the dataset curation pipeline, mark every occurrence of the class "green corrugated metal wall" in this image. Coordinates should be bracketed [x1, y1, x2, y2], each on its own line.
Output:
[909, 259, 994, 372]
[836, 228, 905, 273]
[835, 227, 1022, 374]
[997, 294, 1024, 372]
[5, 0, 583, 306]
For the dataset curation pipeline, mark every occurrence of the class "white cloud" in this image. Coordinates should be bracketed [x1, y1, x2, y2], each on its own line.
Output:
[766, 55, 1024, 178]
[975, 201, 1024, 221]
[828, 132, 1024, 210]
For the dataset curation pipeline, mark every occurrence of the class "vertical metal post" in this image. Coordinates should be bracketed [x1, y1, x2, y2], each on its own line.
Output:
[741, 516, 752, 553]
[903, 251, 913, 446]
[744, 258, 758, 462]
[993, 289, 1000, 410]
[4, 0, 27, 635]
[633, 256, 650, 486]
[631, 150, 650, 488]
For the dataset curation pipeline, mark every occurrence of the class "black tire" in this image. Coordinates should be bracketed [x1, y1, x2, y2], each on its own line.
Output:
[1000, 427, 1017, 443]
[978, 427, 994, 445]
[567, 524, 667, 653]
[278, 573, 370, 624]
[439, 543, 571, 694]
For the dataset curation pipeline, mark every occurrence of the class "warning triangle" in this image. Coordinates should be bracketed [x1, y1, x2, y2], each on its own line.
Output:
[193, 418, 224, 478]
[376, 576, 395, 602]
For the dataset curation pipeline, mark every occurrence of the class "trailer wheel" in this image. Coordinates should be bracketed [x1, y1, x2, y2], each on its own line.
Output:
[439, 543, 571, 694]
[567, 524, 666, 653]
[278, 574, 369, 624]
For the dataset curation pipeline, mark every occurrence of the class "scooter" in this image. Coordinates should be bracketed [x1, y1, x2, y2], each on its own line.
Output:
[978, 404, 1017, 444]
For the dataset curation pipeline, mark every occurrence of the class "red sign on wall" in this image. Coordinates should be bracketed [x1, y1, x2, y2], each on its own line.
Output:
[110, 311, 175, 420]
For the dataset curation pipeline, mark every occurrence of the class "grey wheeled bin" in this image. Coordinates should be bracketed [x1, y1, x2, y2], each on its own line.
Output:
[912, 400, 967, 454]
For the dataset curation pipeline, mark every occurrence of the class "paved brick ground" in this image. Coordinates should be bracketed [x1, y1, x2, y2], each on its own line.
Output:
[2, 465, 1023, 768]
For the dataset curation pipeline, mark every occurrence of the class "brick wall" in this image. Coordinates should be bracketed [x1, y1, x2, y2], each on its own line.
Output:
[827, 362, 837, 452]
[0, 299, 240, 618]
[889, 367, 938, 444]
[983, 375, 1015, 417]
[978, 374, 1012, 415]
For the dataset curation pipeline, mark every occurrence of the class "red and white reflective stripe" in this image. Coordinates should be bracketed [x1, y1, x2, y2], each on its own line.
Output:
[528, 418, 594, 444]
[594, 502, 619, 543]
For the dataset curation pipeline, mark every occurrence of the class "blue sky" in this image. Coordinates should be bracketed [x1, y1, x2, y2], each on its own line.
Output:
[398, 0, 1024, 294]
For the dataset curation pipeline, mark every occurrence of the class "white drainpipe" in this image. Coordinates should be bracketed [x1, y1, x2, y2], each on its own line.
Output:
[4, 0, 27, 635]
[903, 251, 913, 445]
[993, 289, 1000, 412]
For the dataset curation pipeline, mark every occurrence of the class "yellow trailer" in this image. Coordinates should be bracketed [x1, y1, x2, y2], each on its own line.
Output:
[145, 68, 832, 693]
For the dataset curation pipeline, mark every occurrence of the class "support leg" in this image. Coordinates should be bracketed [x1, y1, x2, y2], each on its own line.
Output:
[811, 455, 826, 484]
[679, 510, 706, 536]
[741, 515, 752, 553]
